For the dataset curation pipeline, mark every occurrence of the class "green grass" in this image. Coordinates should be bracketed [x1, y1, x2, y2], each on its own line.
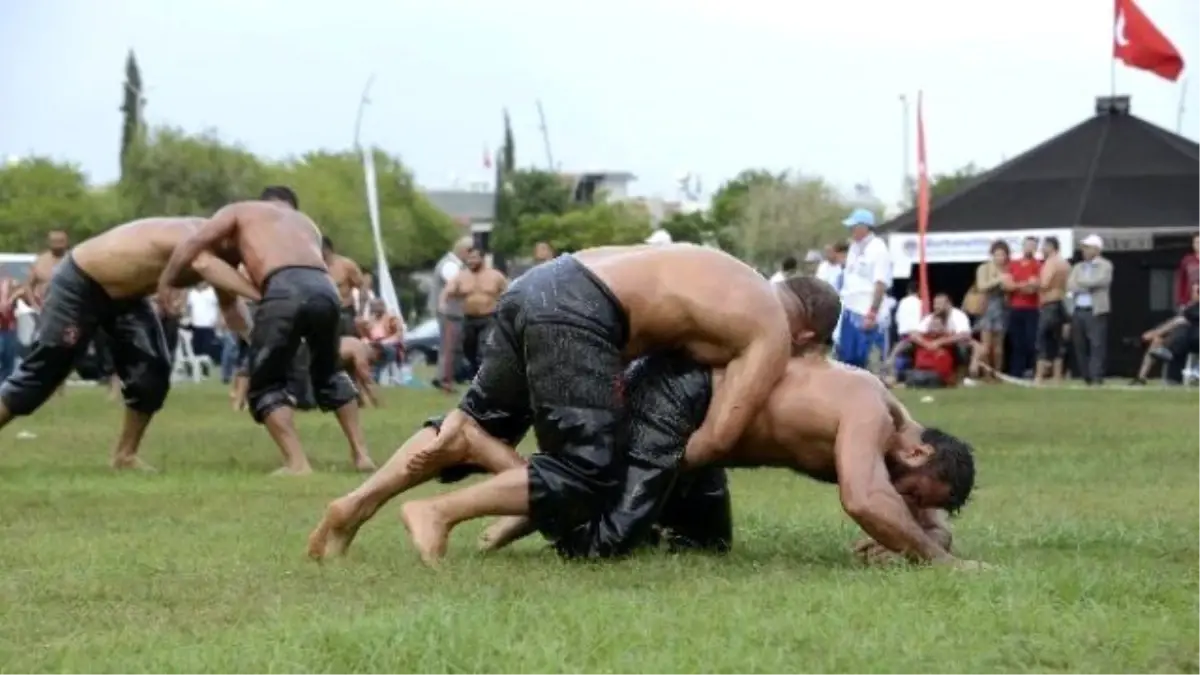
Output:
[0, 383, 1196, 673]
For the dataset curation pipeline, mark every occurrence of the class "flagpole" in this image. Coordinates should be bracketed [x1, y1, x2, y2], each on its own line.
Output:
[1110, 0, 1118, 97]
[1177, 78, 1188, 134]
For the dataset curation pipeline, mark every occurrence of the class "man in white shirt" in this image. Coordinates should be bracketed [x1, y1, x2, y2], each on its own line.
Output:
[893, 282, 925, 340]
[814, 242, 847, 289]
[432, 237, 472, 391]
[836, 208, 892, 368]
[186, 283, 221, 363]
[769, 256, 798, 283]
[918, 293, 975, 368]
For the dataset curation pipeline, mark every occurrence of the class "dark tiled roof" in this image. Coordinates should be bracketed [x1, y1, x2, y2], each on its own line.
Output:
[883, 103, 1199, 233]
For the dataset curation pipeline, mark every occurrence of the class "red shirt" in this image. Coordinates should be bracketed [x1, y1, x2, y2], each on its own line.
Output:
[913, 334, 955, 385]
[1176, 253, 1199, 307]
[1007, 258, 1041, 310]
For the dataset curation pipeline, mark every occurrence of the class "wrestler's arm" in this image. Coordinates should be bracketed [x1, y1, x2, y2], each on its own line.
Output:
[191, 251, 261, 302]
[835, 396, 955, 564]
[686, 301, 791, 461]
[213, 288, 251, 340]
[160, 206, 240, 289]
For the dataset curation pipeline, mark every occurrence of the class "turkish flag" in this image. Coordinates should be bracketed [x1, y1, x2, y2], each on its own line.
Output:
[1113, 0, 1184, 82]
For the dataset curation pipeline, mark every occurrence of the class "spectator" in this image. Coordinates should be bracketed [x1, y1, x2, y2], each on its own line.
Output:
[1067, 234, 1113, 386]
[1035, 236, 1071, 385]
[0, 276, 24, 383]
[1006, 236, 1042, 377]
[363, 298, 404, 384]
[893, 281, 924, 341]
[431, 236, 472, 392]
[1132, 283, 1199, 384]
[533, 241, 556, 264]
[770, 256, 798, 283]
[906, 312, 958, 388]
[1175, 233, 1199, 309]
[922, 293, 974, 378]
[974, 240, 1011, 380]
[837, 208, 891, 369]
[816, 242, 848, 290]
[356, 271, 378, 318]
[186, 283, 221, 365]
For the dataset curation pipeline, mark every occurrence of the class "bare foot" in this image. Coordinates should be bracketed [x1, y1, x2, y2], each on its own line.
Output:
[400, 500, 450, 568]
[307, 497, 370, 560]
[478, 515, 535, 552]
[271, 465, 313, 477]
[353, 455, 377, 473]
[110, 455, 157, 472]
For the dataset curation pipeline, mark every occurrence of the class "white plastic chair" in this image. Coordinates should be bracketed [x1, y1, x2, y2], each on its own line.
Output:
[173, 328, 213, 382]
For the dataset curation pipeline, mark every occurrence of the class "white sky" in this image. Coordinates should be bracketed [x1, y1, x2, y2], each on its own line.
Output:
[2, 0, 1197, 206]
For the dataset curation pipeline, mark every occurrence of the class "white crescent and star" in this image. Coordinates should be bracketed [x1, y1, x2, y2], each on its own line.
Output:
[1114, 9, 1128, 47]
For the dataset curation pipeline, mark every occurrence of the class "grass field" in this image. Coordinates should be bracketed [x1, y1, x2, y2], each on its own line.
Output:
[0, 382, 1196, 673]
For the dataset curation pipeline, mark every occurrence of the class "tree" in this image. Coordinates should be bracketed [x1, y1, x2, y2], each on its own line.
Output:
[515, 201, 651, 253]
[0, 158, 109, 250]
[269, 149, 457, 269]
[501, 109, 515, 175]
[929, 162, 985, 201]
[729, 173, 850, 270]
[658, 209, 734, 249]
[491, 168, 574, 257]
[119, 50, 145, 180]
[120, 126, 268, 217]
[709, 169, 788, 232]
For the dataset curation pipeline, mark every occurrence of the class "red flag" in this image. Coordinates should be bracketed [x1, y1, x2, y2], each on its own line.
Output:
[1113, 0, 1184, 82]
[483, 146, 492, 169]
[915, 91, 931, 315]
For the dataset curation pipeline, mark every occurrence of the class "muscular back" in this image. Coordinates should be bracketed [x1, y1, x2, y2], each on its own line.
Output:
[575, 245, 786, 364]
[71, 218, 208, 299]
[715, 359, 897, 482]
[224, 202, 326, 287]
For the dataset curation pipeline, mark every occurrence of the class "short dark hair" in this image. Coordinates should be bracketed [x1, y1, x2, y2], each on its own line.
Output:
[832, 241, 850, 254]
[260, 185, 298, 209]
[782, 276, 842, 346]
[919, 427, 975, 514]
[989, 240, 1010, 256]
[321, 236, 334, 251]
[781, 256, 798, 272]
[1043, 236, 1060, 252]
[1023, 235, 1038, 244]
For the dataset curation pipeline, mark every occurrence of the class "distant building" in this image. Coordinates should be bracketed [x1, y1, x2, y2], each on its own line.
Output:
[562, 171, 637, 204]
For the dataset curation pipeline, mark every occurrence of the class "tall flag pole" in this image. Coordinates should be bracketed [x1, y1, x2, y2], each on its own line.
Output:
[360, 146, 405, 327]
[915, 91, 931, 315]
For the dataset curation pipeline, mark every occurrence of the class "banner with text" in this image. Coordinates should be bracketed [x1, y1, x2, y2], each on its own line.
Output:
[887, 229, 1075, 279]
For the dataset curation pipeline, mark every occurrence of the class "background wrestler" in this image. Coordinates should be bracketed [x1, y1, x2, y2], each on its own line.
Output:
[160, 186, 375, 475]
[0, 217, 256, 470]
[322, 236, 367, 339]
[422, 246, 810, 564]
[439, 246, 507, 376]
[401, 279, 982, 568]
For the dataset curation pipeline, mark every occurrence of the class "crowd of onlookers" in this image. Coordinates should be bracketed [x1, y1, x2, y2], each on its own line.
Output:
[774, 212, 1200, 388]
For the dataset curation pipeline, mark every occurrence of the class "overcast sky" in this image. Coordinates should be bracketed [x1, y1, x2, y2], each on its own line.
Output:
[2, 0, 1197, 207]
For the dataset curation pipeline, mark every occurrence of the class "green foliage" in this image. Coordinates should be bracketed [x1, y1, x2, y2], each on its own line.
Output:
[515, 201, 651, 253]
[930, 162, 985, 200]
[709, 168, 787, 231]
[491, 169, 573, 256]
[726, 173, 852, 269]
[0, 158, 111, 251]
[658, 210, 733, 250]
[119, 50, 144, 179]
[120, 126, 268, 217]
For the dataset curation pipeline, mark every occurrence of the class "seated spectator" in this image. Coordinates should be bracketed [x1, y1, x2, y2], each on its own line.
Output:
[893, 282, 924, 341]
[1132, 283, 1199, 385]
[362, 298, 404, 384]
[924, 292, 974, 372]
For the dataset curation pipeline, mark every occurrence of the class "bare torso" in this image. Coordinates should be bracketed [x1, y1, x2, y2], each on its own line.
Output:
[711, 358, 908, 482]
[71, 218, 209, 299]
[327, 255, 362, 307]
[456, 269, 507, 316]
[28, 251, 67, 303]
[575, 245, 785, 364]
[226, 202, 326, 288]
[1040, 255, 1070, 304]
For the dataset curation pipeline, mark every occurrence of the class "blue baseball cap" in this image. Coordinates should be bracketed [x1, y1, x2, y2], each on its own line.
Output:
[842, 208, 877, 228]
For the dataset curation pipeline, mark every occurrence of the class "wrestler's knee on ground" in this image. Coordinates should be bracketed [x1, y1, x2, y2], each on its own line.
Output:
[313, 370, 358, 412]
[657, 468, 733, 554]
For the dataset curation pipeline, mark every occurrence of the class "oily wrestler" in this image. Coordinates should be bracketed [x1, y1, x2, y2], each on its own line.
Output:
[159, 186, 375, 476]
[0, 217, 258, 470]
[423, 245, 805, 556]
[322, 236, 367, 338]
[439, 246, 508, 376]
[397, 278, 981, 568]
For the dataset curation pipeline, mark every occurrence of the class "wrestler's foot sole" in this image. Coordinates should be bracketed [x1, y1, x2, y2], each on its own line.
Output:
[400, 500, 449, 568]
[307, 497, 369, 560]
[478, 515, 534, 553]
